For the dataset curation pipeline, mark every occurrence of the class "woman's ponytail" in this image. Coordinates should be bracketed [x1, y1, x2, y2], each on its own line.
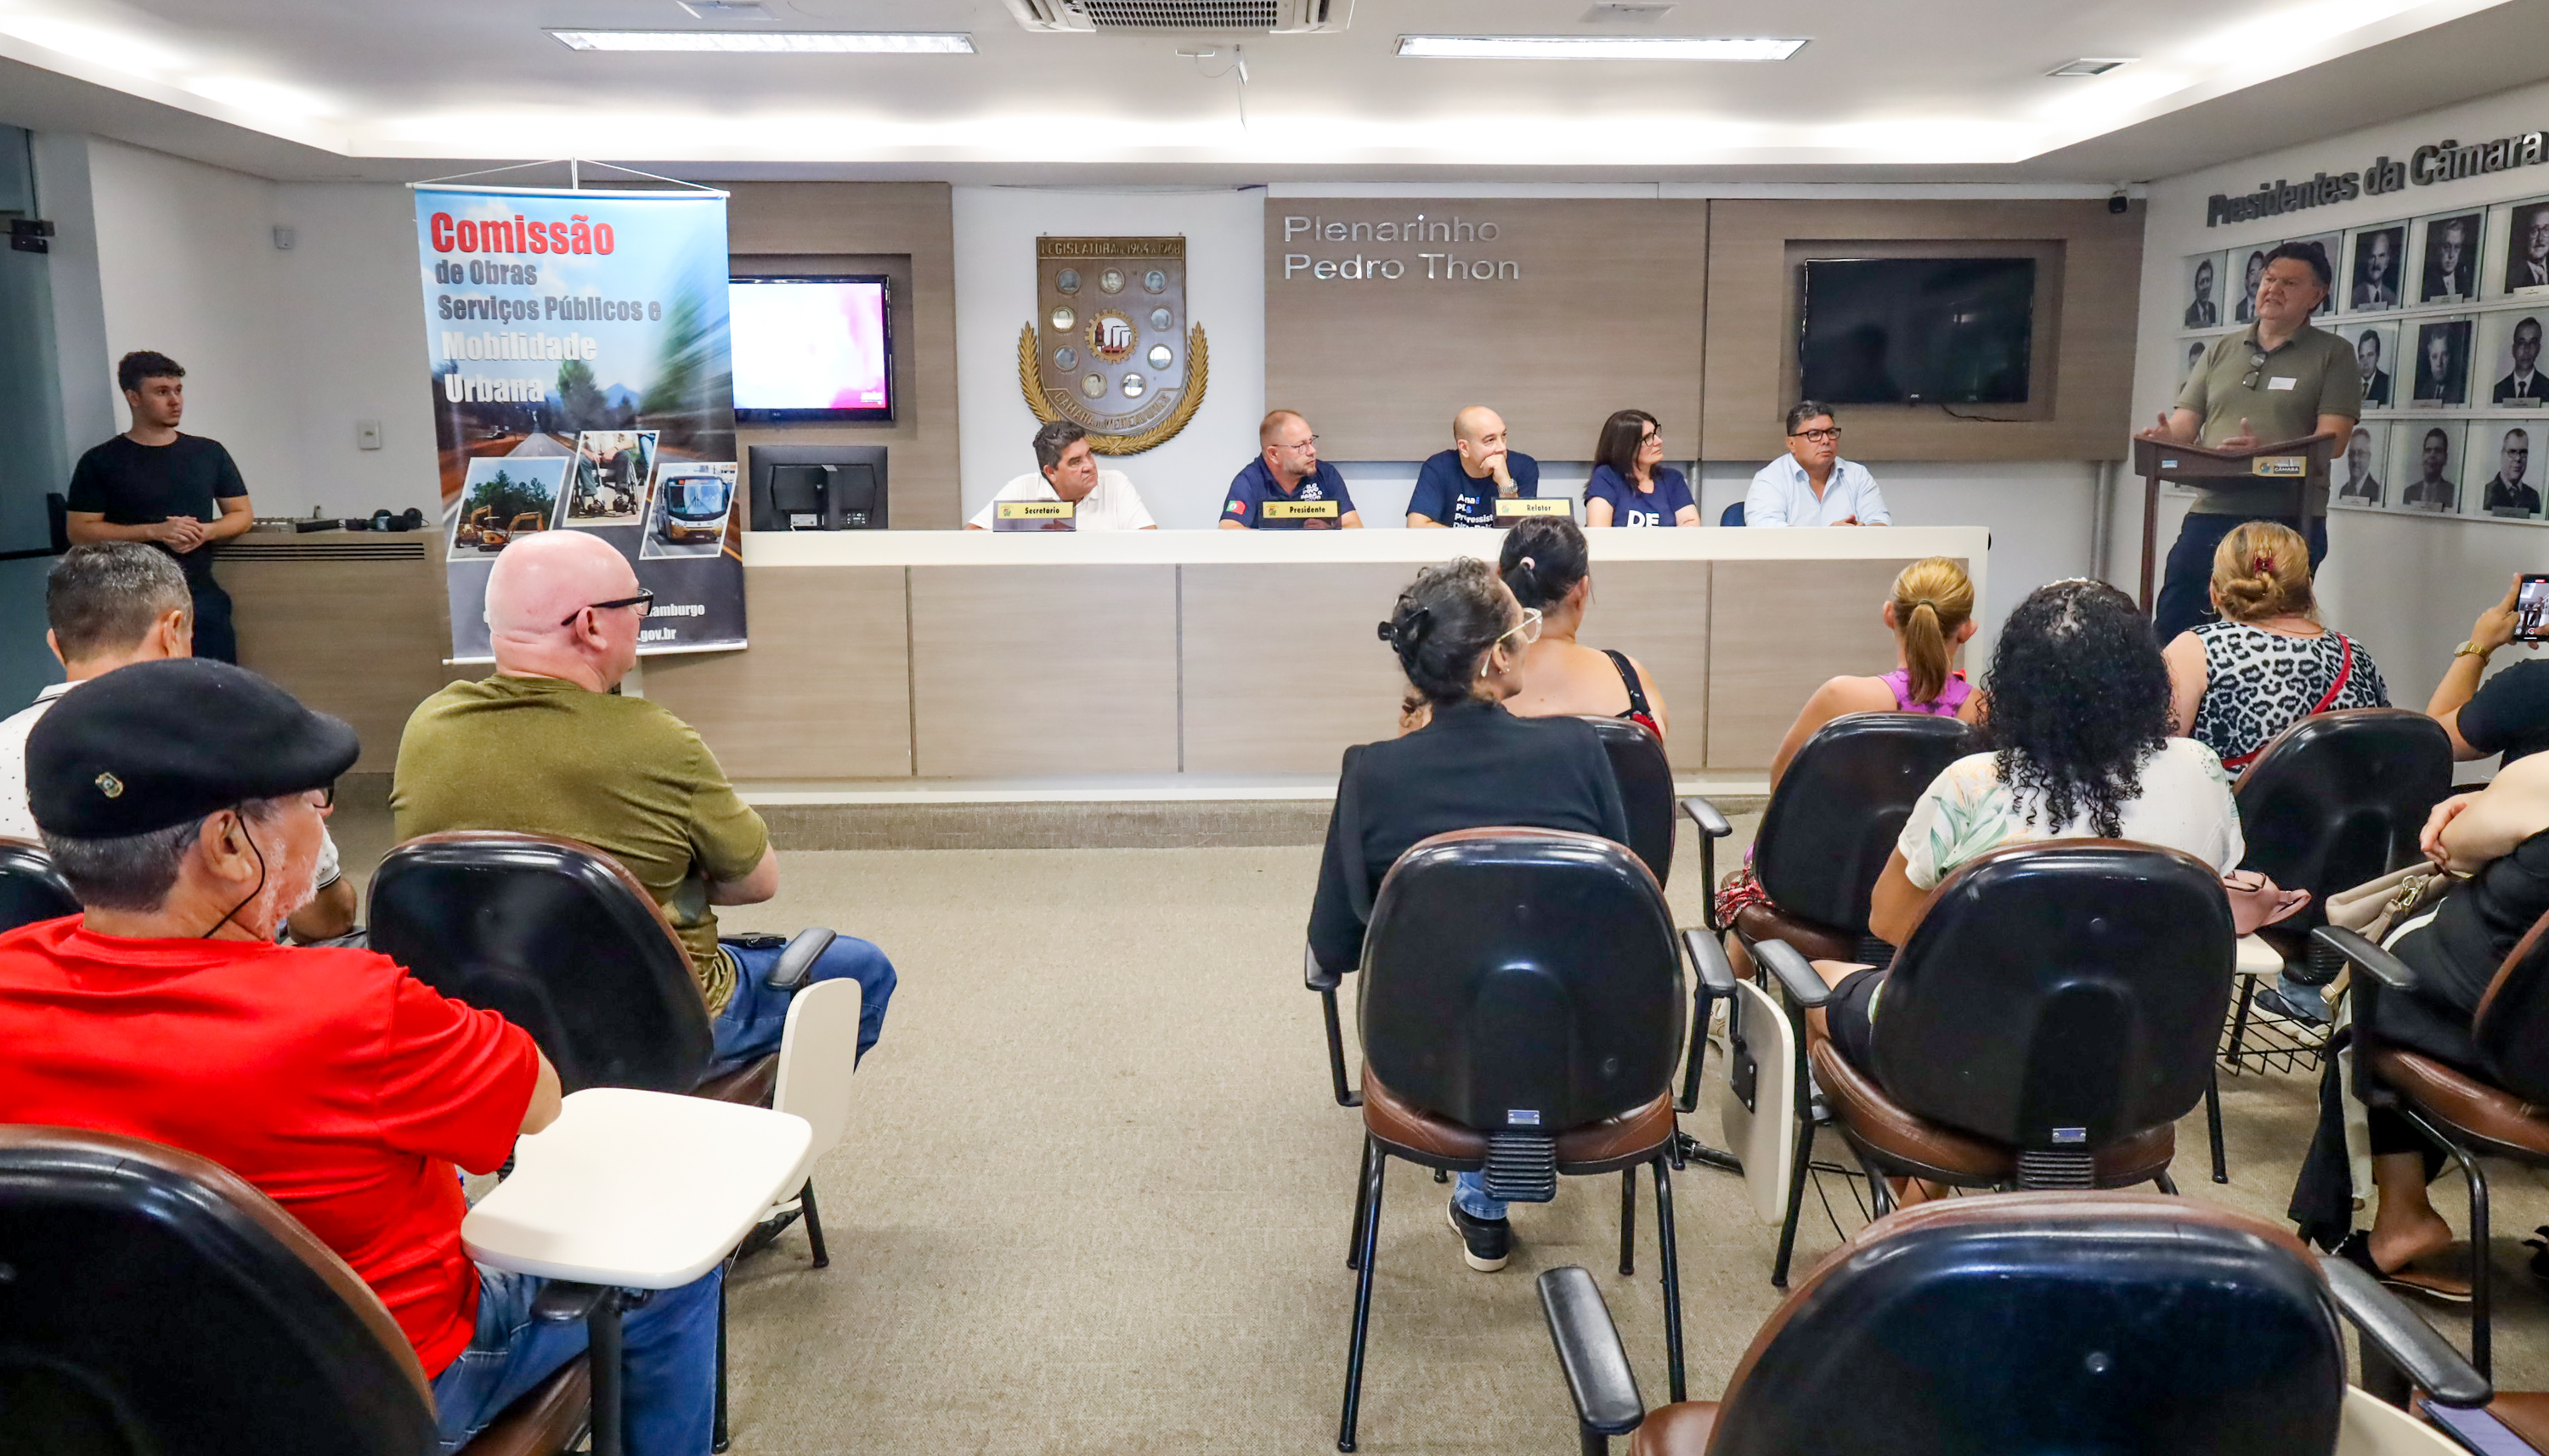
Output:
[1888, 556, 1975, 708]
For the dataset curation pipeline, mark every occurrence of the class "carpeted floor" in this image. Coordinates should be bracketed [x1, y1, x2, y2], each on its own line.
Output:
[612, 822, 2549, 1455]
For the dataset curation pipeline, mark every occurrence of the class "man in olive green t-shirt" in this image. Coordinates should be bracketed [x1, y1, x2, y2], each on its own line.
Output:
[2140, 241, 2361, 640]
[392, 531, 894, 1071]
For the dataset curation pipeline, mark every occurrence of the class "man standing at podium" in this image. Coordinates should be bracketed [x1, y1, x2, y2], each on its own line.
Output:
[2142, 242, 2360, 641]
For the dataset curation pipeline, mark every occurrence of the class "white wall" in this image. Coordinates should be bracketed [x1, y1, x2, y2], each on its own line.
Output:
[952, 185, 1266, 529]
[81, 139, 435, 520]
[2132, 77, 2549, 725]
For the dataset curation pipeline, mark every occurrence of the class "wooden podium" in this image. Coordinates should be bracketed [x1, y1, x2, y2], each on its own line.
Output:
[2131, 433, 2334, 613]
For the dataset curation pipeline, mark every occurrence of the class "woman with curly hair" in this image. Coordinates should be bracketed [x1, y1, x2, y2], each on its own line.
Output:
[1809, 578, 2248, 1086]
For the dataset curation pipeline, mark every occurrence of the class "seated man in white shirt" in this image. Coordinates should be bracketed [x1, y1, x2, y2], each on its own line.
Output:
[965, 420, 1158, 531]
[0, 542, 356, 940]
[1744, 401, 1892, 528]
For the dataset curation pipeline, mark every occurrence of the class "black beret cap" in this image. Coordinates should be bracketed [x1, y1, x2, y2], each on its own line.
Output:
[27, 659, 359, 838]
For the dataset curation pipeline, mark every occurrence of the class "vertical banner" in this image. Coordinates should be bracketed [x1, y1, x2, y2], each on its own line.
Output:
[412, 184, 743, 661]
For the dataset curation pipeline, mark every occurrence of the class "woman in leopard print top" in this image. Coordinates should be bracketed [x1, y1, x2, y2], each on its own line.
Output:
[2162, 521, 2388, 770]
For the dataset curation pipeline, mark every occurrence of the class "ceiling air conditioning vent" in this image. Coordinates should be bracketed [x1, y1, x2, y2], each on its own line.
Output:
[1000, 0, 1349, 31]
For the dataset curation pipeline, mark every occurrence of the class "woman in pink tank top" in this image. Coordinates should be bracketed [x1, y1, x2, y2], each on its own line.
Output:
[1765, 557, 1986, 787]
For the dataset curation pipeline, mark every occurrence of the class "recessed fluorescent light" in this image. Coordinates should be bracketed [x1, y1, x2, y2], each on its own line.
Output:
[1395, 34, 1804, 60]
[2047, 57, 2135, 77]
[547, 29, 975, 53]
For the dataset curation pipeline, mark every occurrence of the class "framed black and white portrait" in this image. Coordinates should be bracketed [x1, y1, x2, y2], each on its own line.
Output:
[2502, 197, 2549, 296]
[2180, 336, 2212, 387]
[2333, 422, 2388, 510]
[2410, 316, 2476, 406]
[2345, 223, 2406, 311]
[2394, 420, 2467, 514]
[2230, 245, 2272, 325]
[2417, 211, 2483, 302]
[2181, 251, 2228, 330]
[2347, 319, 2399, 410]
[2481, 310, 2548, 406]
[2284, 232, 2339, 316]
[2474, 421, 2544, 520]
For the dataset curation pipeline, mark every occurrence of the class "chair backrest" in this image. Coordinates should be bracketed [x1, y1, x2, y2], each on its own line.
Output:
[367, 832, 711, 1094]
[0, 838, 78, 933]
[772, 978, 863, 1169]
[2235, 708, 2454, 935]
[1575, 714, 1673, 885]
[1754, 713, 1976, 936]
[1719, 500, 1745, 527]
[2474, 902, 2549, 1103]
[1872, 841, 2235, 1149]
[0, 1124, 437, 1455]
[1359, 828, 1681, 1134]
[1709, 1192, 2345, 1455]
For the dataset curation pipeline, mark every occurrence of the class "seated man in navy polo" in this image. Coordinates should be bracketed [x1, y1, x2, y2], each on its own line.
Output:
[1219, 410, 1361, 529]
[1408, 405, 1540, 528]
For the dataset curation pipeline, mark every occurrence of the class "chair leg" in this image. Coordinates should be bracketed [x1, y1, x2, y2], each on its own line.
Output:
[2453, 1141, 2494, 1383]
[1618, 1168, 1636, 1276]
[1339, 1141, 1387, 1453]
[1851, 1144, 1894, 1219]
[2227, 978, 2258, 1063]
[1771, 1109, 1817, 1289]
[589, 1292, 626, 1456]
[1347, 1137, 1376, 1272]
[2154, 1170, 2180, 1196]
[1653, 1155, 1687, 1404]
[712, 1274, 730, 1453]
[798, 1179, 829, 1270]
[2206, 1065, 2229, 1184]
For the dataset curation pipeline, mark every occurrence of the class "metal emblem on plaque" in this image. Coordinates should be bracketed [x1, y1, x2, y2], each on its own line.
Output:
[1019, 236, 1209, 454]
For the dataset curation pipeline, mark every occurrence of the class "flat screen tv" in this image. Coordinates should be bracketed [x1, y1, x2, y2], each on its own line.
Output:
[729, 275, 893, 422]
[1799, 257, 2036, 407]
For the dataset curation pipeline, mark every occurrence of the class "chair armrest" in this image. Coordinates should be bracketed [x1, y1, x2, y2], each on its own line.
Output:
[1677, 797, 1732, 840]
[531, 1280, 611, 1323]
[1536, 1266, 1646, 1438]
[766, 928, 838, 992]
[1681, 928, 1736, 997]
[2321, 1255, 2493, 1409]
[2313, 927, 2419, 993]
[1309, 944, 1361, 1108]
[1678, 928, 1735, 1113]
[1306, 942, 1343, 994]
[1751, 938, 1831, 1011]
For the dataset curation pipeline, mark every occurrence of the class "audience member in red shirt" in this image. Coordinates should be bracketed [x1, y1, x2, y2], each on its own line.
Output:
[0, 658, 721, 1453]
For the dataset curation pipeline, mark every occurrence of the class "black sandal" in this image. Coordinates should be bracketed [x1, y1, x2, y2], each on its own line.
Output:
[2336, 1230, 2474, 1305]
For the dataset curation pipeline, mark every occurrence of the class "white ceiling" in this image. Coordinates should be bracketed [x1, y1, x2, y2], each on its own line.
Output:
[0, 0, 2542, 183]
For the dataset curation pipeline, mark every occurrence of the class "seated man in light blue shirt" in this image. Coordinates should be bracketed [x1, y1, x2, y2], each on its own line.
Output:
[1744, 401, 1891, 527]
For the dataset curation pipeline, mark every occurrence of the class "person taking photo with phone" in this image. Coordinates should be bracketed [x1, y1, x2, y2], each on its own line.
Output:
[2432, 573, 2549, 765]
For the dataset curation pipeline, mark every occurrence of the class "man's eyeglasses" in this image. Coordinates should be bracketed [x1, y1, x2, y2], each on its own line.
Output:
[2240, 351, 2269, 389]
[1789, 427, 1841, 443]
[562, 590, 654, 628]
[1280, 435, 1320, 451]
[1481, 608, 1544, 675]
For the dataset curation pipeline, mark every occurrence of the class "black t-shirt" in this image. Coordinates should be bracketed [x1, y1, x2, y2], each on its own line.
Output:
[2456, 658, 2549, 766]
[65, 434, 246, 586]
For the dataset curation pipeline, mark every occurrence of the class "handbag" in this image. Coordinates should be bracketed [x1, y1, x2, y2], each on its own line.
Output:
[2325, 862, 2456, 941]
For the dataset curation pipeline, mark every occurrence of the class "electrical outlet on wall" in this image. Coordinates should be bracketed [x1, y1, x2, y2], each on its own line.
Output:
[356, 419, 382, 451]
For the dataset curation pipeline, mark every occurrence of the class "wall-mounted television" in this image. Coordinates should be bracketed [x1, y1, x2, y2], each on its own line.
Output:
[1799, 257, 2036, 407]
[729, 274, 894, 423]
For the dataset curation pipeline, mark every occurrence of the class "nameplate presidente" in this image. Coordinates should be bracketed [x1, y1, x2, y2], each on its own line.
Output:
[1261, 499, 1339, 519]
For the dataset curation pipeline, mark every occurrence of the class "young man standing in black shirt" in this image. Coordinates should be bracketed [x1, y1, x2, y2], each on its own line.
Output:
[65, 352, 253, 663]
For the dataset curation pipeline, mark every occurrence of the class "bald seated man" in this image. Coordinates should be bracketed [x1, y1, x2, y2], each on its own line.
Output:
[391, 532, 896, 1074]
[1408, 406, 1541, 528]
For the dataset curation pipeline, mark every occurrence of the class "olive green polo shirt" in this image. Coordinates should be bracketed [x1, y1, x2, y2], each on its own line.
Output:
[390, 673, 769, 1013]
[2173, 322, 2363, 516]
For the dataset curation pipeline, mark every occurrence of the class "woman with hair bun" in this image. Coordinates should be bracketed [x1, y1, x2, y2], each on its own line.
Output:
[1496, 516, 1670, 738]
[2163, 520, 2388, 772]
[1308, 556, 1630, 1273]
[1764, 556, 1984, 787]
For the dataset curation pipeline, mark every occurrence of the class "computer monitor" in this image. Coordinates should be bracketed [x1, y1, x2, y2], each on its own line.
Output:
[746, 445, 889, 531]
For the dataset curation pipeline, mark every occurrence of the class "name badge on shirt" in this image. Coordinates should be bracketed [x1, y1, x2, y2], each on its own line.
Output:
[2252, 456, 2309, 477]
[994, 499, 1076, 532]
[1261, 499, 1338, 520]
[1493, 499, 1568, 520]
[2267, 376, 2298, 391]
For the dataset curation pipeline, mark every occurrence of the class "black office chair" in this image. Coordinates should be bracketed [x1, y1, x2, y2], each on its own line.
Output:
[0, 1123, 587, 1455]
[2228, 708, 2454, 1064]
[1578, 715, 1673, 885]
[1749, 841, 2233, 1285]
[1687, 713, 1975, 966]
[1338, 827, 1693, 1453]
[0, 837, 79, 932]
[1539, 1190, 2491, 1456]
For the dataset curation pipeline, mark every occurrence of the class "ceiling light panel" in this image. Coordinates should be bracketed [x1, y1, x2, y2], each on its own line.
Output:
[2046, 57, 2135, 77]
[546, 30, 976, 53]
[1394, 35, 1804, 60]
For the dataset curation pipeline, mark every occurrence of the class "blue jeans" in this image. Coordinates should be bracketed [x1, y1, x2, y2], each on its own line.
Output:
[708, 934, 897, 1076]
[1454, 1171, 1559, 1222]
[430, 1265, 721, 1454]
[2154, 511, 2329, 642]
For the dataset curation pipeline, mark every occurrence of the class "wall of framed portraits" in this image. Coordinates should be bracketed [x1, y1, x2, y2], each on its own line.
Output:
[2137, 75, 2549, 736]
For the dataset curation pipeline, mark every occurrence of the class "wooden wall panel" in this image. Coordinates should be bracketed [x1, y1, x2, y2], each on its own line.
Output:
[1578, 561, 1711, 774]
[1704, 556, 1945, 770]
[644, 567, 912, 779]
[1701, 199, 2144, 463]
[226, 533, 449, 774]
[726, 183, 963, 528]
[907, 565, 1178, 776]
[1266, 199, 1708, 463]
[1180, 562, 1415, 774]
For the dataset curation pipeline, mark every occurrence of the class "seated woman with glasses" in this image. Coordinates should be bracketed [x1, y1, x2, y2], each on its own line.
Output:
[1488, 516, 1670, 738]
[1744, 401, 1891, 528]
[1583, 409, 1697, 528]
[1311, 557, 1631, 1272]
